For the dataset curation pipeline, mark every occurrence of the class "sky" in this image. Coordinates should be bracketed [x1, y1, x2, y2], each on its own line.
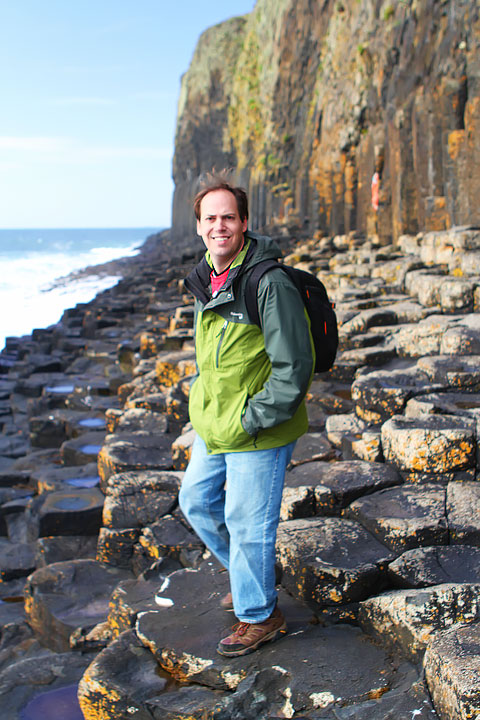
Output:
[0, 1, 256, 229]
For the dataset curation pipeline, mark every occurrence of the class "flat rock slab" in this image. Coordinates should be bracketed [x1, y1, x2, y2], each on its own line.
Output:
[103, 470, 181, 529]
[35, 535, 98, 567]
[78, 629, 168, 720]
[351, 367, 435, 423]
[446, 480, 480, 544]
[23, 559, 133, 651]
[388, 545, 480, 588]
[107, 577, 174, 637]
[405, 390, 480, 418]
[325, 413, 366, 448]
[284, 460, 401, 515]
[106, 406, 169, 434]
[290, 432, 336, 464]
[394, 316, 455, 357]
[98, 431, 173, 485]
[424, 622, 480, 720]
[138, 514, 204, 567]
[0, 538, 35, 580]
[276, 517, 393, 608]
[359, 583, 480, 661]
[33, 486, 104, 536]
[417, 354, 480, 391]
[346, 483, 448, 552]
[381, 414, 476, 476]
[0, 650, 97, 719]
[135, 564, 409, 718]
[32, 461, 100, 493]
[60, 430, 106, 465]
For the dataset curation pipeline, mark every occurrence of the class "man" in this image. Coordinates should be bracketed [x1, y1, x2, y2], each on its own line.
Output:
[179, 176, 314, 657]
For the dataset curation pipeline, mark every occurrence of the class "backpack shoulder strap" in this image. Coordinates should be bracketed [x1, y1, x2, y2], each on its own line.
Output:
[244, 259, 282, 327]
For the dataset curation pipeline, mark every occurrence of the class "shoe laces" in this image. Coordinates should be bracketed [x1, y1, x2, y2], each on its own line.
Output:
[232, 621, 251, 637]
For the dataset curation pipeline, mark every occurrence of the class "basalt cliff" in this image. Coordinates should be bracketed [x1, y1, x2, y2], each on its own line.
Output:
[171, 0, 479, 245]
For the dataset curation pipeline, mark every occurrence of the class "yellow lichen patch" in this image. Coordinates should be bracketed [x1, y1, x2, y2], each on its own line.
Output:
[367, 685, 390, 700]
[447, 129, 466, 160]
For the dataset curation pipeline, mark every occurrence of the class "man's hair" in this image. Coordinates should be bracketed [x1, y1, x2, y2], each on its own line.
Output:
[193, 174, 249, 222]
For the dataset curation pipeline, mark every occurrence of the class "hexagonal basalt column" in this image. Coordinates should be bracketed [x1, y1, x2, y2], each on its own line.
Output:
[351, 367, 434, 423]
[381, 415, 476, 482]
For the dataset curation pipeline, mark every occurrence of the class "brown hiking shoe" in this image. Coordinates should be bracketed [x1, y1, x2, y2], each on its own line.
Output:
[220, 592, 234, 611]
[217, 605, 287, 657]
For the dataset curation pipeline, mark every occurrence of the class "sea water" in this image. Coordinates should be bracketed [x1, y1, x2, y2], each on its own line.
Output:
[0, 227, 160, 351]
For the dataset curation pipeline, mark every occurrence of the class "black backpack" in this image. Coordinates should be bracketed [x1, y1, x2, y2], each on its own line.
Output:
[245, 260, 338, 373]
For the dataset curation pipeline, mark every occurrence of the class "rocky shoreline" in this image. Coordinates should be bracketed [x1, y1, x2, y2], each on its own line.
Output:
[1, 226, 480, 719]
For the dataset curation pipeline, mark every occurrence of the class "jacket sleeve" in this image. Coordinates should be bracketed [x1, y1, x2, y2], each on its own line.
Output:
[241, 269, 314, 436]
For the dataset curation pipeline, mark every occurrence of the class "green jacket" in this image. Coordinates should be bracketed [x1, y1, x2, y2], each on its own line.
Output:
[184, 232, 314, 454]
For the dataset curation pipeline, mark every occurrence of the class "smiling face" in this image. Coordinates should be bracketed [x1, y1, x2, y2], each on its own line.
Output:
[196, 189, 248, 273]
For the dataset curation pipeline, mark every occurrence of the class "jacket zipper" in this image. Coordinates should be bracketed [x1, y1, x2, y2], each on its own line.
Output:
[215, 320, 228, 368]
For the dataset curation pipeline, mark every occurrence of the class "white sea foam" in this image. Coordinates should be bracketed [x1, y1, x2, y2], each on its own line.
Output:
[0, 228, 157, 351]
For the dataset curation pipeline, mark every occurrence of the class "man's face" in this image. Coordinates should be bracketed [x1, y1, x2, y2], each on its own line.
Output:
[197, 189, 247, 273]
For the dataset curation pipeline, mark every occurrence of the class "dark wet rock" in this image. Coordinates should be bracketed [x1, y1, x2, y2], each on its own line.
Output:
[381, 415, 476, 479]
[78, 630, 167, 720]
[346, 484, 448, 553]
[388, 545, 480, 588]
[446, 481, 480, 544]
[0, 486, 35, 535]
[0, 538, 35, 580]
[359, 583, 480, 662]
[31, 461, 100, 493]
[23, 559, 133, 651]
[98, 431, 173, 487]
[284, 460, 401, 516]
[29, 409, 106, 448]
[0, 651, 96, 717]
[351, 367, 435, 424]
[97, 527, 141, 568]
[60, 430, 106, 465]
[0, 434, 29, 459]
[32, 487, 104, 537]
[35, 535, 98, 567]
[0, 577, 26, 601]
[135, 563, 415, 718]
[13, 372, 68, 398]
[276, 517, 393, 609]
[103, 470, 180, 529]
[146, 685, 229, 720]
[424, 622, 480, 720]
[137, 514, 204, 568]
[107, 578, 167, 637]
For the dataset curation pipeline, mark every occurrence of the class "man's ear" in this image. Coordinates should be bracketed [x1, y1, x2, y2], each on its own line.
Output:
[242, 218, 248, 232]
[196, 219, 202, 236]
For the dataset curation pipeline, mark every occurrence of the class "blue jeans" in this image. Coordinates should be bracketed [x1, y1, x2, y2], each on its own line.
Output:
[179, 435, 295, 623]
